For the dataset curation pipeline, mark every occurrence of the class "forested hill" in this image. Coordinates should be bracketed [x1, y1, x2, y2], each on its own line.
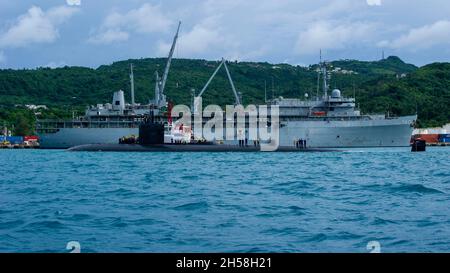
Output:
[0, 56, 449, 135]
[329, 56, 418, 75]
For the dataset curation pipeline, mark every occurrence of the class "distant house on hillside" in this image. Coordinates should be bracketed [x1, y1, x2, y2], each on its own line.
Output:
[25, 105, 48, 111]
[331, 67, 358, 75]
[396, 73, 408, 79]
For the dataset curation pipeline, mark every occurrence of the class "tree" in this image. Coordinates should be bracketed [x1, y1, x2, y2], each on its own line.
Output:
[14, 114, 32, 136]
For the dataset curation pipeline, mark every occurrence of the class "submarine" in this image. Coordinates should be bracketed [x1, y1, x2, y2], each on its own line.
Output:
[68, 113, 342, 153]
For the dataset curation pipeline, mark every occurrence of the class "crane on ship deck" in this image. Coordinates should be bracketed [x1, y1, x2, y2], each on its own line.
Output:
[153, 21, 182, 109]
[194, 58, 242, 110]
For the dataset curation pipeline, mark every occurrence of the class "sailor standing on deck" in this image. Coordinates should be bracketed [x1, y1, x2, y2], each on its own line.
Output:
[238, 129, 244, 147]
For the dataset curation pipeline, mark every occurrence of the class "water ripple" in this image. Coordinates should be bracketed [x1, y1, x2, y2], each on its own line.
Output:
[1, 147, 450, 252]
[173, 201, 209, 211]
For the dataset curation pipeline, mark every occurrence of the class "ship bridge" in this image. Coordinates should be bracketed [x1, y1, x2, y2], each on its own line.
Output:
[321, 89, 360, 117]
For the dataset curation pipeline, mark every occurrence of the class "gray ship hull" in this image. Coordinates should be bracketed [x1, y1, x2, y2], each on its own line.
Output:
[39, 128, 139, 149]
[278, 115, 416, 148]
[39, 115, 416, 149]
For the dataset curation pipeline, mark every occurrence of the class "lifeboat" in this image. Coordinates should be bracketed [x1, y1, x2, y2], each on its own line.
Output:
[312, 111, 327, 117]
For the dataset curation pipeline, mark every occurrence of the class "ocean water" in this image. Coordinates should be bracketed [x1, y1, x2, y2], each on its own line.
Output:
[0, 147, 449, 253]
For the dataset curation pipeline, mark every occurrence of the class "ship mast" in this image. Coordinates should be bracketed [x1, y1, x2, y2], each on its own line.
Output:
[316, 50, 329, 100]
[130, 63, 135, 106]
[316, 50, 322, 101]
[323, 63, 328, 99]
[154, 71, 160, 106]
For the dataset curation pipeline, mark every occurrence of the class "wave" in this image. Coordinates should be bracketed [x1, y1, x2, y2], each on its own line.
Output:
[110, 217, 128, 228]
[104, 188, 136, 196]
[70, 214, 92, 221]
[303, 233, 328, 243]
[392, 184, 444, 194]
[371, 217, 398, 225]
[288, 206, 307, 216]
[24, 220, 65, 230]
[0, 220, 25, 230]
[179, 175, 199, 180]
[128, 218, 163, 226]
[366, 183, 444, 195]
[262, 227, 299, 236]
[173, 201, 209, 211]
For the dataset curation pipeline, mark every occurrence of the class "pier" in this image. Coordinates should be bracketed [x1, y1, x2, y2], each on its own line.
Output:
[0, 143, 40, 149]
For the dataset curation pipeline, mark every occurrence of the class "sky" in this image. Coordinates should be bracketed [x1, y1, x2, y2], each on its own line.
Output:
[0, 0, 450, 69]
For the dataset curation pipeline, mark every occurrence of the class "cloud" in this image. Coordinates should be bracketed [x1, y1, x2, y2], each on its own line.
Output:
[89, 3, 171, 45]
[366, 0, 382, 6]
[88, 29, 129, 44]
[105, 4, 171, 34]
[159, 24, 222, 56]
[175, 0, 369, 60]
[4, 0, 450, 68]
[156, 15, 243, 60]
[379, 20, 450, 50]
[66, 0, 81, 6]
[0, 5, 79, 48]
[295, 20, 374, 55]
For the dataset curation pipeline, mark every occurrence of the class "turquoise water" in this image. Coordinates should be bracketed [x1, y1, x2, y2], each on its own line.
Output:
[0, 148, 449, 253]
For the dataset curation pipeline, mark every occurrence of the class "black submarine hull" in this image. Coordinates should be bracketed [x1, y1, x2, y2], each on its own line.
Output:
[67, 143, 342, 153]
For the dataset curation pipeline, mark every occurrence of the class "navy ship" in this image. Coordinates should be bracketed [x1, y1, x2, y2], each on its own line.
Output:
[37, 22, 181, 149]
[37, 22, 416, 149]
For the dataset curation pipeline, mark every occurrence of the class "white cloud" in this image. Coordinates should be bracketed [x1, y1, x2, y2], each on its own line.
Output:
[89, 3, 171, 45]
[0, 5, 79, 48]
[295, 21, 374, 55]
[367, 0, 382, 6]
[88, 29, 129, 45]
[4, 0, 450, 67]
[66, 0, 81, 6]
[156, 15, 242, 60]
[379, 20, 450, 50]
[175, 0, 370, 60]
[104, 4, 171, 34]
[48, 6, 79, 24]
[160, 24, 222, 56]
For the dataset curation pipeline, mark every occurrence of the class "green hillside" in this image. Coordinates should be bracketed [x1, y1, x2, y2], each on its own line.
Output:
[0, 56, 449, 135]
[328, 56, 418, 75]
